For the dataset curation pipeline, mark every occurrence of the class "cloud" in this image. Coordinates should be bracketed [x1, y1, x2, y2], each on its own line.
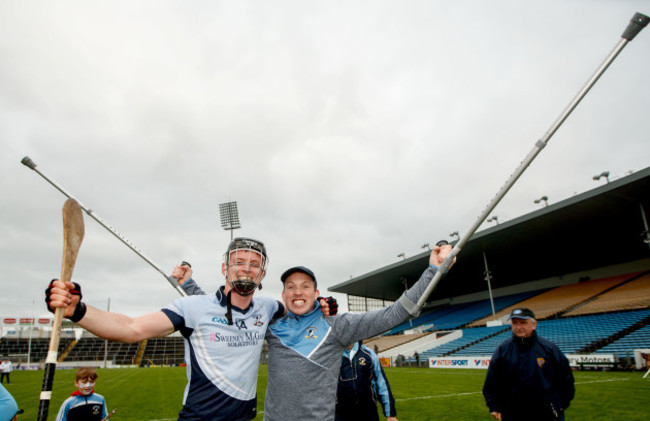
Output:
[1, 0, 649, 319]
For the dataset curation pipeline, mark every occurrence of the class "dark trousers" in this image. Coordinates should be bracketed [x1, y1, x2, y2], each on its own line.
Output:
[0, 373, 9, 383]
[335, 404, 380, 421]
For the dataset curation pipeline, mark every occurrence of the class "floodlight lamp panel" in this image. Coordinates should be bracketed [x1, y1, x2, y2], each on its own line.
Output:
[219, 201, 241, 230]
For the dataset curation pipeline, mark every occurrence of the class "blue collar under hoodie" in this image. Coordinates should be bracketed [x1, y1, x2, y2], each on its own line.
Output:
[268, 301, 333, 358]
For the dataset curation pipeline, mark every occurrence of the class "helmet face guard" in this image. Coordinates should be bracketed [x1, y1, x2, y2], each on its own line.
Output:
[224, 237, 268, 296]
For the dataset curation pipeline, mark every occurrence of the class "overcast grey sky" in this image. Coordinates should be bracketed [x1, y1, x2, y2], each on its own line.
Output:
[1, 0, 649, 319]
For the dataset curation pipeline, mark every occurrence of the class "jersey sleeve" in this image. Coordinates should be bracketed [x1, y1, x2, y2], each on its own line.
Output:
[179, 278, 208, 296]
[55, 397, 71, 421]
[368, 347, 397, 417]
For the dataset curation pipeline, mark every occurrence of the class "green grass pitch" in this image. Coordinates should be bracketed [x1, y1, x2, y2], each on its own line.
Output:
[4, 366, 649, 420]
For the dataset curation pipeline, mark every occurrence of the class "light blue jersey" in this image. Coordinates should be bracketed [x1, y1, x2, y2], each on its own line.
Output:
[55, 392, 107, 421]
[163, 286, 283, 421]
[0, 383, 18, 421]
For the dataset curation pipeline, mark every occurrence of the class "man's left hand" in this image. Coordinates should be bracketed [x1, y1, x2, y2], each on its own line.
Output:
[430, 241, 456, 269]
[318, 296, 338, 316]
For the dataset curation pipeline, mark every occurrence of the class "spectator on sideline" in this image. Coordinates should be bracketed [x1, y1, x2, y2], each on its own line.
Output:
[56, 367, 108, 421]
[335, 341, 397, 421]
[482, 308, 575, 421]
[183, 241, 455, 420]
[0, 383, 19, 421]
[46, 237, 332, 421]
[0, 359, 12, 384]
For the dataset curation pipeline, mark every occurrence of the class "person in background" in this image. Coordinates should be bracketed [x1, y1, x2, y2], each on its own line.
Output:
[0, 359, 12, 384]
[335, 341, 397, 421]
[482, 308, 575, 421]
[56, 367, 107, 421]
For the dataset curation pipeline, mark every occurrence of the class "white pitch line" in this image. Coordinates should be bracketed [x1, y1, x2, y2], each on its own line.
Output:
[575, 378, 631, 385]
[397, 391, 482, 402]
[394, 377, 633, 403]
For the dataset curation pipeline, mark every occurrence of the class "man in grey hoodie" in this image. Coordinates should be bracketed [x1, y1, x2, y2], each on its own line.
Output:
[262, 242, 452, 420]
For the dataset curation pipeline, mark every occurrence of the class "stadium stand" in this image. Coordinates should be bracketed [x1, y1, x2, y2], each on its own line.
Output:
[141, 336, 185, 366]
[402, 308, 650, 359]
[0, 338, 72, 364]
[564, 272, 650, 316]
[61, 336, 143, 365]
[597, 324, 650, 355]
[420, 326, 509, 358]
[384, 290, 542, 336]
[363, 332, 430, 353]
[411, 308, 650, 361]
[468, 273, 639, 327]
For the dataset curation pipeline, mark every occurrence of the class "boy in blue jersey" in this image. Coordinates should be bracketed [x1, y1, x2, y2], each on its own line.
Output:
[55, 367, 108, 421]
[46, 238, 286, 421]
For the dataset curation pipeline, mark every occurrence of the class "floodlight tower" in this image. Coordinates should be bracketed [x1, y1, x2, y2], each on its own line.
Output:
[219, 201, 242, 240]
[483, 252, 496, 317]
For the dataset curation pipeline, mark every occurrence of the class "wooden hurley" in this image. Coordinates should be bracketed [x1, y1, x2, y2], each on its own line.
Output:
[37, 198, 85, 421]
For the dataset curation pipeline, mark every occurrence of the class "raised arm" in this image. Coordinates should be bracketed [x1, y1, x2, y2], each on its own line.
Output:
[46, 279, 175, 343]
[333, 243, 455, 345]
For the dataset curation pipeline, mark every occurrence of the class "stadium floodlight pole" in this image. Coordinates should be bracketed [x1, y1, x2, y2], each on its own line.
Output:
[483, 252, 497, 317]
[413, 12, 649, 314]
[640, 204, 650, 248]
[21, 156, 187, 297]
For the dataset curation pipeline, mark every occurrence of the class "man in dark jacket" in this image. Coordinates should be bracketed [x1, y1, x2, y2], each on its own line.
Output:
[482, 308, 575, 421]
[335, 342, 397, 421]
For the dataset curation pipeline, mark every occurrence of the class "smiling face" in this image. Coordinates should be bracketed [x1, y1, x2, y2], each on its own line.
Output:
[75, 377, 96, 395]
[282, 272, 320, 316]
[511, 317, 537, 338]
[222, 249, 266, 295]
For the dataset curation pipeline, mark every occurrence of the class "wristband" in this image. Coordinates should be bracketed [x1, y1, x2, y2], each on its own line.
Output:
[69, 302, 87, 323]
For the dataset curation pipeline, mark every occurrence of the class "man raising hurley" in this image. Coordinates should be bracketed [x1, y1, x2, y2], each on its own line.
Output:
[47, 237, 283, 421]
